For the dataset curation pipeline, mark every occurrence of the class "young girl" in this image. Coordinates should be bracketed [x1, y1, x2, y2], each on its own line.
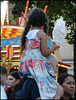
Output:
[19, 8, 63, 99]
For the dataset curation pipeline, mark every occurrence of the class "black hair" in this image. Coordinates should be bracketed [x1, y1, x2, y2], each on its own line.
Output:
[0, 66, 7, 75]
[8, 71, 20, 79]
[21, 8, 48, 51]
[6, 71, 22, 99]
[57, 73, 75, 85]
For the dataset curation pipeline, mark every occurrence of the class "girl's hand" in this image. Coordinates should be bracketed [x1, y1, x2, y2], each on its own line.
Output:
[52, 42, 58, 51]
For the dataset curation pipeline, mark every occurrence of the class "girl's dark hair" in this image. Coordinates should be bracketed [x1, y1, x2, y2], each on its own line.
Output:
[21, 8, 48, 51]
[57, 73, 75, 85]
[6, 71, 22, 99]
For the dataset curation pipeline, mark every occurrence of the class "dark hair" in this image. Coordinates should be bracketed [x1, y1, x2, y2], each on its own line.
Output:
[6, 71, 22, 99]
[8, 71, 20, 79]
[0, 66, 7, 75]
[21, 8, 48, 51]
[57, 73, 75, 85]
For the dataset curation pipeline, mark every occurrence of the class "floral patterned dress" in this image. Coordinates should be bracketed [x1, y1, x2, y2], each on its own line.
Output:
[19, 30, 58, 99]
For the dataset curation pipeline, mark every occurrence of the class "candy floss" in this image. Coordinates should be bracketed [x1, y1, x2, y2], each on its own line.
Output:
[52, 18, 66, 46]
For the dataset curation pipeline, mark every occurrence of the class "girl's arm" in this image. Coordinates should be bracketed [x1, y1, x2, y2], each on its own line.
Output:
[37, 31, 58, 57]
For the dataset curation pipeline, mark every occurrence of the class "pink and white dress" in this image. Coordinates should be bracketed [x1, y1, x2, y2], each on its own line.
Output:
[19, 29, 58, 99]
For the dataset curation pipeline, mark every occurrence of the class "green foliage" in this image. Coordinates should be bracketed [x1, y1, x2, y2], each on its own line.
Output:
[38, 0, 75, 45]
[2, 0, 75, 45]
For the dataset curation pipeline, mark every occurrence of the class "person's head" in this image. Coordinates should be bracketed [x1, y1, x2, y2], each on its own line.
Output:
[7, 71, 20, 91]
[21, 8, 48, 50]
[57, 73, 75, 98]
[0, 66, 7, 85]
[47, 53, 58, 73]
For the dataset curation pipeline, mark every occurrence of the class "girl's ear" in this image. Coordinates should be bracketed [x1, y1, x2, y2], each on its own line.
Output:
[42, 26, 44, 29]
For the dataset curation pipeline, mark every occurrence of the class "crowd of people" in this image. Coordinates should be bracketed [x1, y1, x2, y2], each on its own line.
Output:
[0, 8, 75, 100]
[0, 65, 75, 100]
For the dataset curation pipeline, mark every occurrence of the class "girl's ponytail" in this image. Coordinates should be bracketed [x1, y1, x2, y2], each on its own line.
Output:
[43, 13, 48, 34]
[21, 20, 30, 51]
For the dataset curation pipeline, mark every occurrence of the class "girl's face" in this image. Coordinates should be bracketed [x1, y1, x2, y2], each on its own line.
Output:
[7, 75, 19, 91]
[62, 76, 75, 96]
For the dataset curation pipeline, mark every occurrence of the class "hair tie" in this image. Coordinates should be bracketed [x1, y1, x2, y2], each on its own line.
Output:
[45, 22, 47, 25]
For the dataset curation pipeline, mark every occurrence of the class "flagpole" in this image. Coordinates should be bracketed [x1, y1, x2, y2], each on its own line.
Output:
[7, 0, 10, 26]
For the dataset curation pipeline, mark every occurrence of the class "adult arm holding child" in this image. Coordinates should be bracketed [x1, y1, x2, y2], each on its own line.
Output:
[47, 53, 64, 99]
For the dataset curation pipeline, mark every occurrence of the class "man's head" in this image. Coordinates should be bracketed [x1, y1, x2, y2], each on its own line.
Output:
[47, 53, 58, 73]
[0, 66, 7, 85]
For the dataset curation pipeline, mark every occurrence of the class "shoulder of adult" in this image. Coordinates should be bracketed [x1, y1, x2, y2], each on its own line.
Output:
[25, 78, 38, 91]
[27, 78, 40, 99]
[14, 90, 22, 99]
[22, 78, 37, 88]
[27, 78, 37, 85]
[21, 78, 40, 99]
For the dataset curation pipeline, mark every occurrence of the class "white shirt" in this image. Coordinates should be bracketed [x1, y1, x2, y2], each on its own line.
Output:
[1, 85, 7, 99]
